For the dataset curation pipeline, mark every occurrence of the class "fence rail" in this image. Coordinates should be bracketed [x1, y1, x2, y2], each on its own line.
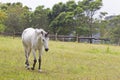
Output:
[0, 32, 110, 43]
[49, 34, 110, 43]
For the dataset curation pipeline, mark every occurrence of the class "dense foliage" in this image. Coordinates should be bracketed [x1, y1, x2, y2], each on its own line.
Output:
[0, 0, 120, 44]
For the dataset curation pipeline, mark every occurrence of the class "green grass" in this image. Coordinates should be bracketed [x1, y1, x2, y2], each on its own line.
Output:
[0, 36, 120, 80]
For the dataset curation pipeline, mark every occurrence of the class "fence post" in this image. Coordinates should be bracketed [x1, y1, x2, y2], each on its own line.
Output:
[13, 32, 15, 39]
[55, 33, 57, 41]
[62, 35, 65, 42]
[76, 34, 79, 42]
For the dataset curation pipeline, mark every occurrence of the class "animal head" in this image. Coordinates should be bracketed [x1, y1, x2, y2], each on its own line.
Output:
[35, 29, 49, 52]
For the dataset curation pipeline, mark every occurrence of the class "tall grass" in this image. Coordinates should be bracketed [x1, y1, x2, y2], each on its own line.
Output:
[0, 36, 120, 80]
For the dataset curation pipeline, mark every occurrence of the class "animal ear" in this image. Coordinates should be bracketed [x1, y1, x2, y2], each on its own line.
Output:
[41, 31, 43, 35]
[47, 32, 49, 35]
[45, 32, 49, 37]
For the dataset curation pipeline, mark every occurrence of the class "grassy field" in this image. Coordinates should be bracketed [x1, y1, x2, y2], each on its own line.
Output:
[0, 36, 120, 80]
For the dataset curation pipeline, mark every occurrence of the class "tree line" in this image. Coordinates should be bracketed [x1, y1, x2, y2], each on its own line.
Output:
[0, 0, 120, 44]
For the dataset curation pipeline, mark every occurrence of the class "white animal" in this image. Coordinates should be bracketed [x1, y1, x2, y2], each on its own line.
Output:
[22, 28, 49, 72]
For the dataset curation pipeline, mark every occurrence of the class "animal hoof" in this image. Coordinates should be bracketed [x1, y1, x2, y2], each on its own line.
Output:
[27, 67, 30, 70]
[31, 67, 34, 70]
[38, 69, 42, 72]
[25, 66, 30, 70]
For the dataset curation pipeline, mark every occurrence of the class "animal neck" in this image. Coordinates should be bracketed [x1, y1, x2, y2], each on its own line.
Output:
[37, 37, 42, 44]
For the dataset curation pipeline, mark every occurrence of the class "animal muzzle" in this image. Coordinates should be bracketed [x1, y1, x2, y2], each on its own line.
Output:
[45, 48, 49, 52]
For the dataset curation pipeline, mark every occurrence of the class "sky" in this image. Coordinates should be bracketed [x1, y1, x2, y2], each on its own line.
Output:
[0, 0, 120, 17]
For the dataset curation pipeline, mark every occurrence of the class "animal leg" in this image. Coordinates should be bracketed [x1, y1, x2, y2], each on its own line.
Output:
[25, 48, 30, 69]
[31, 49, 37, 70]
[38, 56, 41, 72]
[31, 59, 37, 70]
[38, 48, 43, 72]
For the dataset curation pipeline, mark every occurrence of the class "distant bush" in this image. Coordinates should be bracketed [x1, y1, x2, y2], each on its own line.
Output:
[0, 24, 6, 32]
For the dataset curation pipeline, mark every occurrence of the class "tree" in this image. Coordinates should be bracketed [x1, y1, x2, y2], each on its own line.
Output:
[66, 0, 77, 12]
[20, 6, 32, 30]
[4, 2, 31, 33]
[74, 2, 88, 36]
[31, 6, 49, 30]
[111, 25, 120, 44]
[0, 1, 103, 40]
[0, 8, 7, 32]
[106, 15, 120, 44]
[98, 12, 108, 38]
[79, 0, 102, 43]
[50, 11, 75, 34]
[48, 2, 66, 34]
[49, 1, 77, 34]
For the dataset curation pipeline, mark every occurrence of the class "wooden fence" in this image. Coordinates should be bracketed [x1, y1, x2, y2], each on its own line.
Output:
[49, 34, 110, 43]
[0, 32, 110, 43]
